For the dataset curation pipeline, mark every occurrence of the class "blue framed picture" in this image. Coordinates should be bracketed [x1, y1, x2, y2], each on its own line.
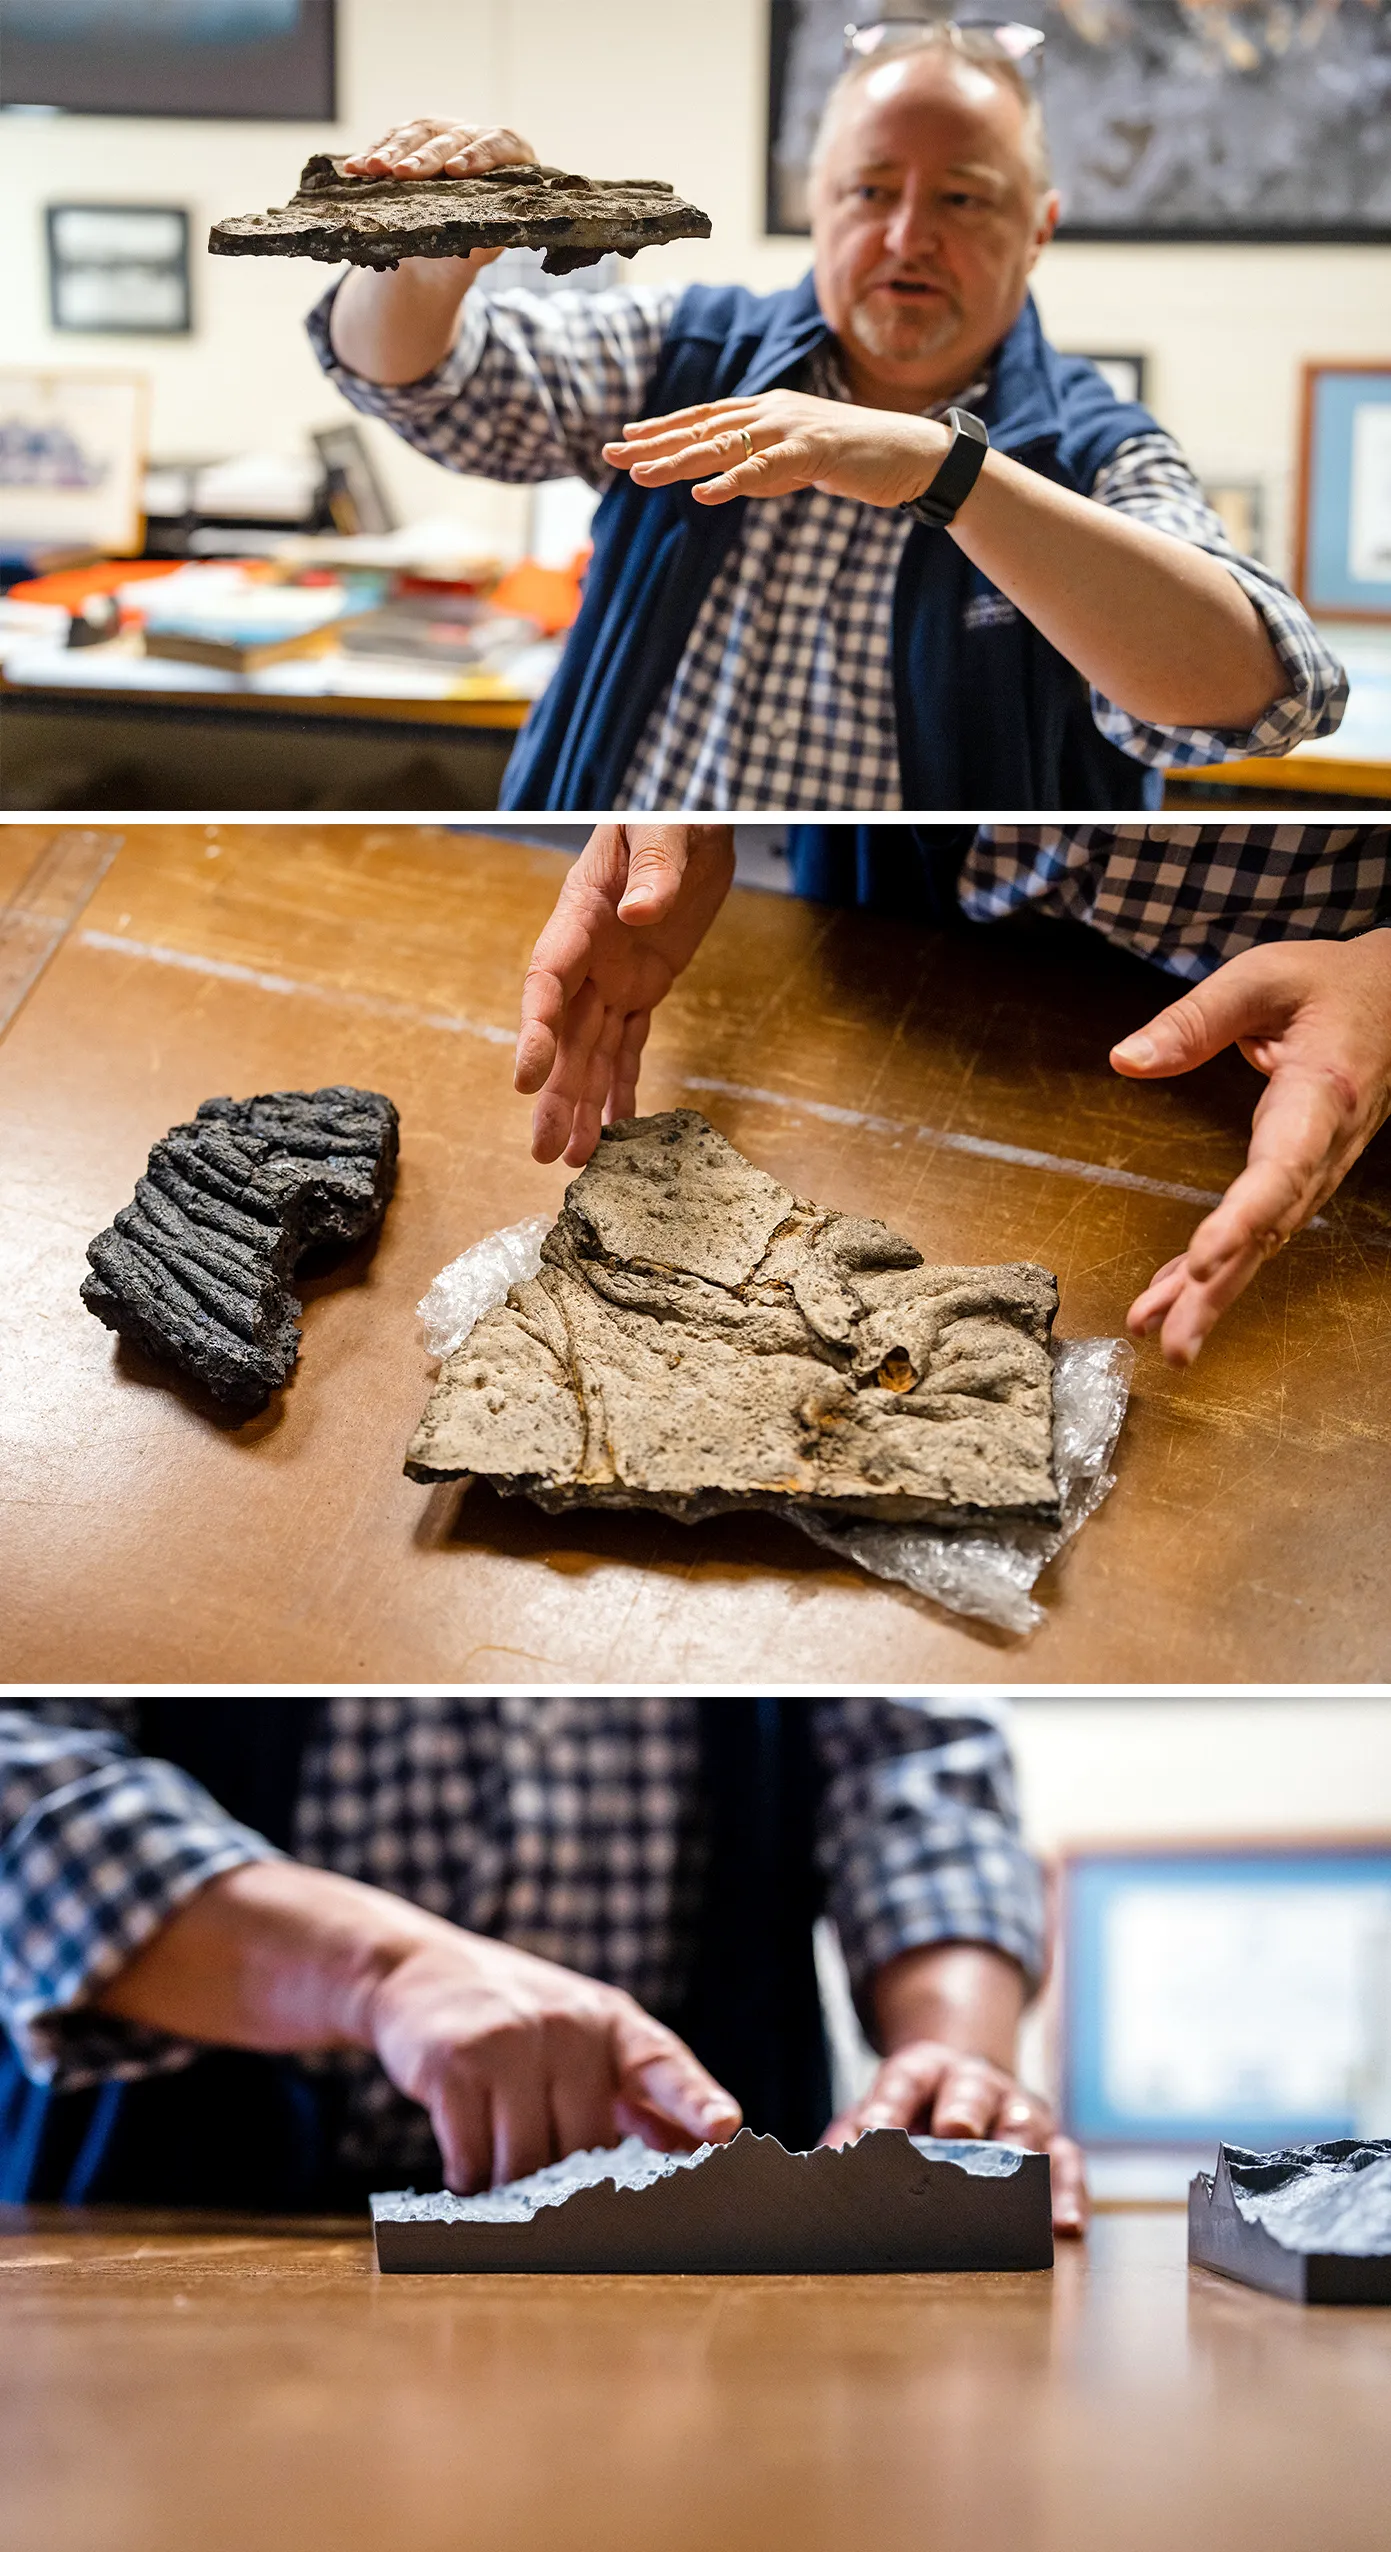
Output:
[1059, 1841, 1391, 2152]
[1297, 365, 1391, 622]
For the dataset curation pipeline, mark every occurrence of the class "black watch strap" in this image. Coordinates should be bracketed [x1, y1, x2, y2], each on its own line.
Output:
[900, 406, 990, 529]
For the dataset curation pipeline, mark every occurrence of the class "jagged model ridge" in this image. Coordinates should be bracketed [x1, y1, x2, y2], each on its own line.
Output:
[371, 2127, 1054, 2274]
[1188, 2141, 1391, 2303]
[209, 155, 712, 273]
[82, 1085, 399, 1410]
[405, 1109, 1060, 1527]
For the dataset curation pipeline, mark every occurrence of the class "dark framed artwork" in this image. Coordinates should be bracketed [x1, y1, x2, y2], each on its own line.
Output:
[47, 205, 191, 335]
[0, 0, 336, 122]
[767, 0, 1391, 242]
[1295, 363, 1391, 622]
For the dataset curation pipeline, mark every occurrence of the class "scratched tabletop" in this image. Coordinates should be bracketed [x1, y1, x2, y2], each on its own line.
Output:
[1, 823, 1387, 1685]
[2, 2205, 1390, 2552]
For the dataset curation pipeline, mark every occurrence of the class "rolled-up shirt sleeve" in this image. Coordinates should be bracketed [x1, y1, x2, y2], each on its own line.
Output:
[305, 273, 681, 488]
[0, 1709, 280, 2088]
[812, 1699, 1046, 2023]
[1087, 431, 1348, 768]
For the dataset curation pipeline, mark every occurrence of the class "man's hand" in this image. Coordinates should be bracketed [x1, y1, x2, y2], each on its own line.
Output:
[1112, 930, 1391, 1365]
[362, 1928, 741, 2193]
[515, 824, 736, 1166]
[94, 1860, 741, 2196]
[824, 2044, 1088, 2238]
[329, 119, 539, 382]
[342, 117, 537, 181]
[603, 390, 949, 511]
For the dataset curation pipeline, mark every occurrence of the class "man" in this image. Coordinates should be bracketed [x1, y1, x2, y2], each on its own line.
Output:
[308, 30, 1343, 813]
[512, 822, 1391, 1366]
[0, 1700, 1086, 2231]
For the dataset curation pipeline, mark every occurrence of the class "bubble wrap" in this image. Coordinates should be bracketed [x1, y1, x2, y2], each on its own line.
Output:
[418, 1219, 1133, 1636]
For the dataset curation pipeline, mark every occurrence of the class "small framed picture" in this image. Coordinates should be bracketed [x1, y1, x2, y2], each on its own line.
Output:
[1296, 363, 1391, 622]
[0, 368, 149, 554]
[1067, 353, 1149, 407]
[46, 204, 191, 336]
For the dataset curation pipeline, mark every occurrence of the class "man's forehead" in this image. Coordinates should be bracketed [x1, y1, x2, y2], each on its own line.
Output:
[825, 54, 1027, 161]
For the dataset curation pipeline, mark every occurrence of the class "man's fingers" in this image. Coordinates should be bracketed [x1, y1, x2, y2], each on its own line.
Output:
[1110, 947, 1295, 1082]
[529, 979, 605, 1164]
[562, 1003, 626, 1168]
[929, 2062, 1003, 2141]
[617, 825, 691, 925]
[514, 966, 567, 1094]
[548, 2030, 623, 2164]
[843, 2046, 953, 2136]
[610, 2007, 743, 2148]
[490, 2074, 556, 2189]
[1048, 2135, 1090, 2237]
[430, 2077, 494, 2197]
[605, 1010, 651, 1126]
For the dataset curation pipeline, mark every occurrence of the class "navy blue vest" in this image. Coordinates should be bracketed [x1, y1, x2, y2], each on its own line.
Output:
[500, 274, 1164, 823]
[0, 1702, 830, 2209]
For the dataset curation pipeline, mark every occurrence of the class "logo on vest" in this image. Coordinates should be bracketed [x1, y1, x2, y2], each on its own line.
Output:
[962, 593, 1017, 632]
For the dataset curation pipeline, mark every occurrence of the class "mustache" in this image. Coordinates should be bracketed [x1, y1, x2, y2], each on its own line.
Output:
[857, 266, 958, 299]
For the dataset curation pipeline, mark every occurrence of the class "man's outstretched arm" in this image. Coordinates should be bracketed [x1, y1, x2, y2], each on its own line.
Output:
[328, 117, 536, 386]
[1113, 928, 1391, 1364]
[94, 1862, 741, 2193]
[514, 824, 735, 1164]
[603, 393, 1300, 733]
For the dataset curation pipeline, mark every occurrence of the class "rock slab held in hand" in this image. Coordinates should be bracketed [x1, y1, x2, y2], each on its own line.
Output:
[372, 2127, 1054, 2274]
[209, 155, 712, 273]
[405, 1109, 1060, 1526]
[82, 1085, 399, 1411]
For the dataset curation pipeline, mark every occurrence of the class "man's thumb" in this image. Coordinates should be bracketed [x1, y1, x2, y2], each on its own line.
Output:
[617, 825, 690, 925]
[1110, 953, 1283, 1080]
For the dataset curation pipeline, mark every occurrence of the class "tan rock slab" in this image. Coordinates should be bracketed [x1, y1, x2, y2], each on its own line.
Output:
[208, 156, 712, 274]
[405, 1110, 1060, 1528]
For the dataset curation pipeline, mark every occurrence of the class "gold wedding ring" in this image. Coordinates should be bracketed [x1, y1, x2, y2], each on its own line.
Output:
[739, 427, 754, 460]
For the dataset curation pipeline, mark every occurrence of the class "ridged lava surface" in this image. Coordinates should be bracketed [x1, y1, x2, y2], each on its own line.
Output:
[82, 1086, 399, 1410]
[209, 156, 712, 273]
[371, 2127, 1054, 2274]
[406, 1109, 1060, 1527]
[1189, 2140, 1391, 2302]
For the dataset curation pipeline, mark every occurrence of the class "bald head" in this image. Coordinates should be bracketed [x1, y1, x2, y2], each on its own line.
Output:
[809, 38, 1059, 411]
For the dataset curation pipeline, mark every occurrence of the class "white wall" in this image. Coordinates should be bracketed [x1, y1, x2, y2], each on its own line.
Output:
[2, 0, 1388, 574]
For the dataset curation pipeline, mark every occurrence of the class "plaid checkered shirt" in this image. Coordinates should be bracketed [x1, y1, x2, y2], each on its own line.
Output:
[307, 278, 1346, 813]
[0, 1700, 1044, 2182]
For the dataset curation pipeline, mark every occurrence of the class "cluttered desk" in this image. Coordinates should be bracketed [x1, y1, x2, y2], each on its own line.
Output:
[2, 823, 1388, 1686]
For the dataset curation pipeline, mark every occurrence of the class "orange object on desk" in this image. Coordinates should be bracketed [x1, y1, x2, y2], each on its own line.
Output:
[489, 547, 589, 635]
[8, 560, 184, 611]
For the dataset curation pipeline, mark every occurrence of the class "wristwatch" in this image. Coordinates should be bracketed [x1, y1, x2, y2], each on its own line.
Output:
[899, 407, 990, 529]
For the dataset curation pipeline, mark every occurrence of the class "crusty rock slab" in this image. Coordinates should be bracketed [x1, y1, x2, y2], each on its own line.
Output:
[209, 155, 712, 274]
[405, 1109, 1059, 1527]
[1189, 2141, 1391, 2304]
[82, 1086, 399, 1411]
[371, 2127, 1054, 2275]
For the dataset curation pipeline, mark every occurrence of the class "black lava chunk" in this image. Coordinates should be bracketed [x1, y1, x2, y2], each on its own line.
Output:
[82, 1086, 399, 1410]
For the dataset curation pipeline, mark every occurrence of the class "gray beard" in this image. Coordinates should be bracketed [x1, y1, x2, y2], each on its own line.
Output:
[846, 293, 962, 367]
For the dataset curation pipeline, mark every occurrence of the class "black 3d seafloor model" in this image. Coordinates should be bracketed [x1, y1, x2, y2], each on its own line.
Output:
[82, 1086, 399, 1411]
[406, 1110, 1061, 1528]
[209, 156, 712, 275]
[1189, 2141, 1391, 2303]
[371, 2128, 1054, 2274]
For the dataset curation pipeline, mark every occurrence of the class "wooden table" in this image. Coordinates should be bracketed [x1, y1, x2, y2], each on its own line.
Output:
[1, 2205, 1387, 2552]
[1, 823, 1388, 1685]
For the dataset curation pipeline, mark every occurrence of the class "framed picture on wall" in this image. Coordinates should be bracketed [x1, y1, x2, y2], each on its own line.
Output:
[0, 1, 336, 122]
[47, 206, 191, 336]
[1064, 353, 1148, 405]
[1296, 363, 1391, 622]
[0, 368, 148, 556]
[766, 1, 1391, 242]
[1057, 1837, 1391, 2156]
